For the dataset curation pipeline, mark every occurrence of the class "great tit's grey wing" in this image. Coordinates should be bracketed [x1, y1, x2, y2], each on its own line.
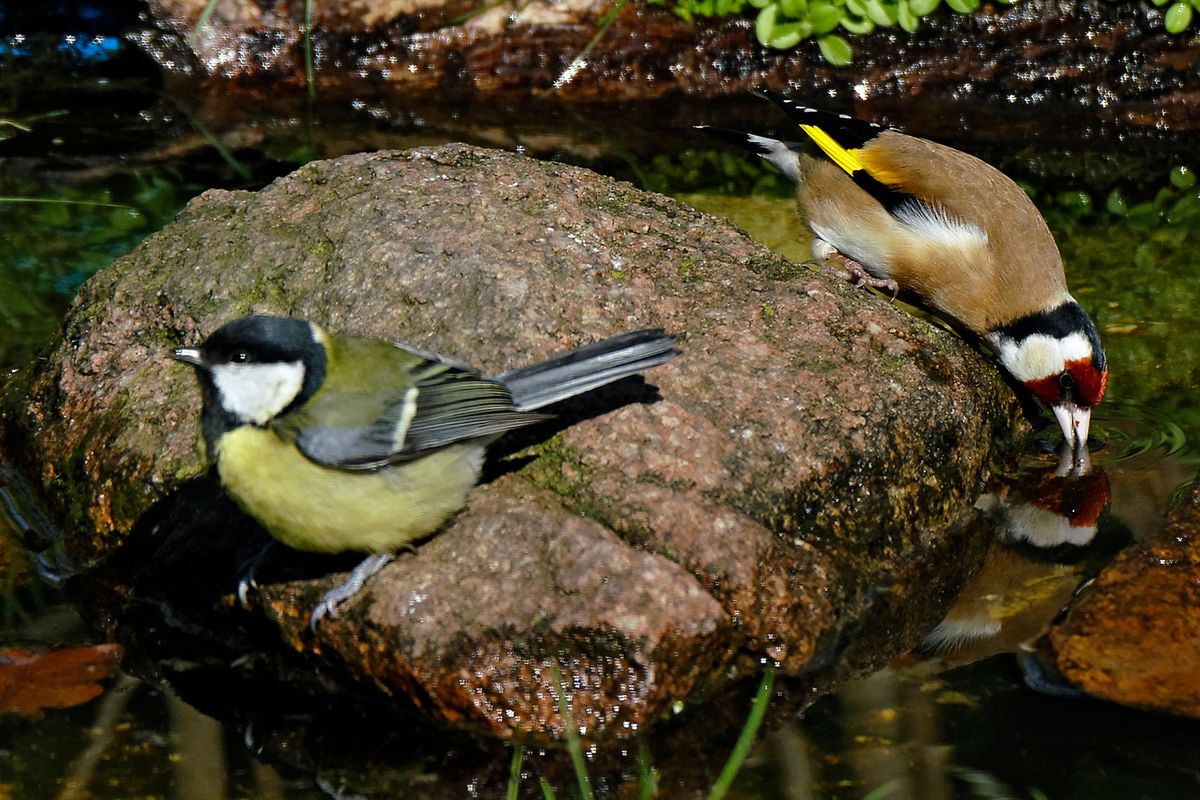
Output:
[290, 361, 549, 470]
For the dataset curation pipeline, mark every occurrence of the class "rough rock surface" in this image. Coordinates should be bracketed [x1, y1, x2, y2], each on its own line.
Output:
[1048, 474, 1200, 718]
[134, 0, 1200, 133]
[0, 144, 1025, 742]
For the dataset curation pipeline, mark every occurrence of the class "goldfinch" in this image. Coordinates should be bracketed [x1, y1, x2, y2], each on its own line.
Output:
[173, 316, 679, 622]
[697, 90, 1108, 454]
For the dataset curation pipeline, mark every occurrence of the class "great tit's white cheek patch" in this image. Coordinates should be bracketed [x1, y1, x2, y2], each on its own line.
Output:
[211, 361, 306, 425]
[991, 331, 1091, 382]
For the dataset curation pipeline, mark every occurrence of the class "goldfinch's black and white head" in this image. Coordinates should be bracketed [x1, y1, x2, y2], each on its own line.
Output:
[986, 301, 1107, 451]
[172, 316, 328, 434]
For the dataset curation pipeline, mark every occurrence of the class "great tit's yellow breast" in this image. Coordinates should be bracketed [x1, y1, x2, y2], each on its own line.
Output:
[214, 426, 484, 554]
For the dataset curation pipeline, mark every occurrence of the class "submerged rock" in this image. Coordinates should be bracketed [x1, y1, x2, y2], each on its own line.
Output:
[0, 144, 1026, 742]
[1045, 474, 1200, 718]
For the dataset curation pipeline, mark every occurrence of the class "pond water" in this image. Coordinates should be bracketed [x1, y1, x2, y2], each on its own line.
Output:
[2, 28, 1200, 800]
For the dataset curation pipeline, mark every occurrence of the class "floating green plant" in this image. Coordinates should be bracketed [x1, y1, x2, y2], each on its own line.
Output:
[1152, 0, 1198, 34]
[653, 0, 1195, 64]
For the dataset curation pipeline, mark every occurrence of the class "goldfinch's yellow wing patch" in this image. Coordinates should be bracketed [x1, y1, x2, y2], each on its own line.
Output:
[799, 123, 865, 177]
[855, 149, 911, 190]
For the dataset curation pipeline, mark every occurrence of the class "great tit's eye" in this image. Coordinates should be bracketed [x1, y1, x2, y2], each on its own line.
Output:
[231, 351, 250, 364]
[1058, 370, 1075, 390]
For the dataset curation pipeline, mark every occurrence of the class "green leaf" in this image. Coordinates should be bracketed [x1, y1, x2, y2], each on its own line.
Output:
[1150, 0, 1171, 6]
[839, 12, 875, 32]
[770, 19, 813, 47]
[907, 0, 940, 13]
[898, 0, 920, 30]
[845, 0, 868, 15]
[779, 0, 807, 16]
[810, 1, 842, 32]
[1170, 165, 1196, 189]
[945, 0, 979, 12]
[1165, 0, 1192, 32]
[1105, 189, 1129, 216]
[755, 3, 780, 45]
[1191, 0, 1200, 13]
[863, 0, 898, 25]
[818, 32, 854, 64]
[1166, 193, 1200, 224]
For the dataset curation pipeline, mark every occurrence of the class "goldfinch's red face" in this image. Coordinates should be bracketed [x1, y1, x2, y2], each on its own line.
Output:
[1022, 358, 1108, 410]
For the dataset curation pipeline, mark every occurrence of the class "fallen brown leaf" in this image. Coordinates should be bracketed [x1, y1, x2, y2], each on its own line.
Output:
[0, 643, 124, 717]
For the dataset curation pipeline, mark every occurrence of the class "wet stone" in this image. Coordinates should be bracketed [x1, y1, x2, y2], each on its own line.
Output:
[1047, 475, 1200, 718]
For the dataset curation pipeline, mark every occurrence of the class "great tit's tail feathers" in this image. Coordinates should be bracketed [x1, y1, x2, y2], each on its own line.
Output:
[495, 330, 679, 412]
[693, 124, 804, 182]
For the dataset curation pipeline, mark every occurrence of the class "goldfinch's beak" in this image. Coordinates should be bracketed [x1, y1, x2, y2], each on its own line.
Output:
[172, 347, 206, 368]
[1056, 437, 1092, 477]
[1052, 402, 1091, 455]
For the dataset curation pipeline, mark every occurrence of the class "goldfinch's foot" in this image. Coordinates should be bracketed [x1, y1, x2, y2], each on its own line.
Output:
[309, 552, 394, 630]
[810, 240, 900, 300]
[833, 254, 900, 299]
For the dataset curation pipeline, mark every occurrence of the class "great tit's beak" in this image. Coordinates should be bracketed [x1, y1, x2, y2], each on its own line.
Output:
[1052, 402, 1091, 459]
[172, 347, 206, 368]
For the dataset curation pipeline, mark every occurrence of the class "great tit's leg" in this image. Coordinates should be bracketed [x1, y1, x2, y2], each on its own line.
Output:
[237, 540, 280, 609]
[811, 239, 900, 299]
[309, 552, 394, 629]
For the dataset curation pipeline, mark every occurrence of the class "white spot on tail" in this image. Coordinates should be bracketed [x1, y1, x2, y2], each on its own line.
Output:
[211, 361, 306, 425]
[391, 386, 419, 449]
[745, 134, 802, 182]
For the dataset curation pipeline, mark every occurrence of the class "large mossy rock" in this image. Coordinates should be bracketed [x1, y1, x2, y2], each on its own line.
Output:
[0, 144, 1026, 743]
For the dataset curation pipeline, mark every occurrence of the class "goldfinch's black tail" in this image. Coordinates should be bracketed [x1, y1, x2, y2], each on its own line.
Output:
[493, 330, 679, 412]
[693, 124, 804, 182]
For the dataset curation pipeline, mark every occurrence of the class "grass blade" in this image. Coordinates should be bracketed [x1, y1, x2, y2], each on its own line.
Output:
[304, 0, 316, 100]
[705, 667, 776, 800]
[507, 744, 525, 800]
[550, 663, 594, 800]
[638, 739, 658, 800]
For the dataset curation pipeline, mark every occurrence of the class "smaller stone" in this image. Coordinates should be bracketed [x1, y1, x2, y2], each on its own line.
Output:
[1048, 477, 1200, 718]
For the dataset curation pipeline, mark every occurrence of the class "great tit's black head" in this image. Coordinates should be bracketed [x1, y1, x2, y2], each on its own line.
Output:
[173, 315, 328, 431]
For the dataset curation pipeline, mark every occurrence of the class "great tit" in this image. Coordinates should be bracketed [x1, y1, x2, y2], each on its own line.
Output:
[697, 90, 1107, 457]
[172, 315, 679, 622]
